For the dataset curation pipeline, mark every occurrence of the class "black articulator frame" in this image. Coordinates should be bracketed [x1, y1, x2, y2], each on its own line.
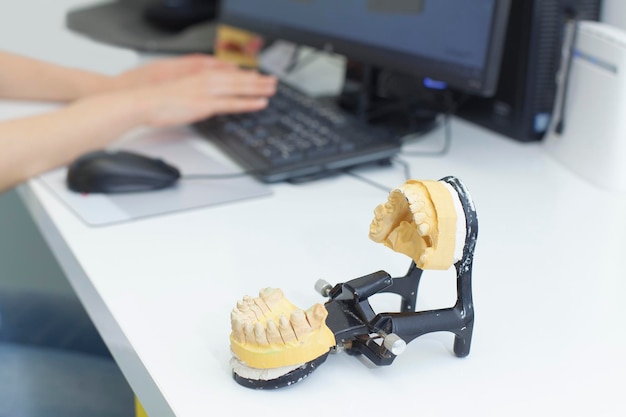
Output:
[319, 176, 478, 366]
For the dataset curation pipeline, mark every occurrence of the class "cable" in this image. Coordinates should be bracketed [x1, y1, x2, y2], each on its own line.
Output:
[285, 48, 322, 74]
[554, 12, 580, 135]
[343, 157, 412, 193]
[181, 171, 258, 180]
[283, 44, 305, 73]
[400, 112, 452, 157]
[342, 171, 392, 192]
[181, 151, 414, 195]
[391, 156, 412, 181]
[181, 84, 461, 185]
[284, 45, 343, 75]
[179, 115, 448, 185]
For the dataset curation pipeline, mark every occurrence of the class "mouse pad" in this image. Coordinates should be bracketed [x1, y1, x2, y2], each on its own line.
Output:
[38, 138, 272, 226]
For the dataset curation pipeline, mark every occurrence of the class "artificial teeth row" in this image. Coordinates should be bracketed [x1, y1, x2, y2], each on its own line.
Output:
[230, 288, 327, 346]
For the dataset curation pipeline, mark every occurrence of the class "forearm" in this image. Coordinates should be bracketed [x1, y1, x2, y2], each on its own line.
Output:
[0, 60, 276, 192]
[0, 93, 145, 192]
[0, 51, 114, 101]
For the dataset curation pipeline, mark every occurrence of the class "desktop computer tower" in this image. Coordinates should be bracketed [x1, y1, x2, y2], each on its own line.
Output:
[457, 0, 602, 142]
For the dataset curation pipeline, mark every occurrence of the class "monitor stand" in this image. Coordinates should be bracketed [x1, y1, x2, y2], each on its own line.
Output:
[65, 0, 216, 54]
[335, 61, 446, 138]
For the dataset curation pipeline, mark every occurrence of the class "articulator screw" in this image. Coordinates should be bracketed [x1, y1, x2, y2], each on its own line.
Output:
[382, 333, 407, 355]
[314, 279, 333, 297]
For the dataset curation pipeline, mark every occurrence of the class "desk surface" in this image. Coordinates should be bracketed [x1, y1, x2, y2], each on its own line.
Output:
[5, 1, 626, 416]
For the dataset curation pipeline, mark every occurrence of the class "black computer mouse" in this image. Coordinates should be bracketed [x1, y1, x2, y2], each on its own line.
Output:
[66, 150, 181, 194]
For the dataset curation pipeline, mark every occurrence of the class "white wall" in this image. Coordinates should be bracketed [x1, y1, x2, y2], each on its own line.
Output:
[601, 0, 626, 32]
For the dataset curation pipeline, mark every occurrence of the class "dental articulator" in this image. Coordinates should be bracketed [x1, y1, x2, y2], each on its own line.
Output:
[229, 176, 478, 389]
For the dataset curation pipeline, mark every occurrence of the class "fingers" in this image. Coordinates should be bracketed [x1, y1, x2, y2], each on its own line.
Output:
[170, 54, 239, 73]
[145, 97, 270, 128]
[138, 65, 277, 127]
[146, 59, 276, 97]
[192, 69, 277, 115]
[203, 69, 278, 97]
[208, 96, 270, 115]
[117, 54, 239, 90]
[140, 89, 271, 127]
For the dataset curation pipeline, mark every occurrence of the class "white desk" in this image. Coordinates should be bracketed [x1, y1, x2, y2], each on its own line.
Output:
[5, 1, 626, 416]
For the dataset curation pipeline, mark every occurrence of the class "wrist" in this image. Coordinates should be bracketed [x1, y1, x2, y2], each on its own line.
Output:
[74, 73, 117, 98]
[79, 89, 151, 132]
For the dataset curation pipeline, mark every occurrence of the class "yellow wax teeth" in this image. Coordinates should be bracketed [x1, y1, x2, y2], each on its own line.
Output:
[230, 288, 336, 369]
[369, 179, 460, 270]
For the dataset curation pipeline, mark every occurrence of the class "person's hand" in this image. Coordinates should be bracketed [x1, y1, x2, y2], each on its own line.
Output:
[129, 66, 277, 127]
[111, 54, 237, 91]
[0, 52, 276, 192]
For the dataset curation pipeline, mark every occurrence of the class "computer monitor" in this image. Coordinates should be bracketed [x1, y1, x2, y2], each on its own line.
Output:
[218, 0, 511, 98]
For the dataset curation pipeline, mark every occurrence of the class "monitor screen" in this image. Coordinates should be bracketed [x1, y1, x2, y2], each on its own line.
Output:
[218, 0, 511, 97]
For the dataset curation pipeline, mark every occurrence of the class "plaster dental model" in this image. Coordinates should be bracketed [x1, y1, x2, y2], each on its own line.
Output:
[229, 176, 478, 389]
[229, 288, 336, 389]
[369, 179, 466, 269]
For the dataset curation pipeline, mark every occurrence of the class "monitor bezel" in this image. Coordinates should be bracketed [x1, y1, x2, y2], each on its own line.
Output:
[218, 0, 511, 97]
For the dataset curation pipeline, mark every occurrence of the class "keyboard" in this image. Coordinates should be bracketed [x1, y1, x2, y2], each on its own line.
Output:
[193, 82, 401, 183]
